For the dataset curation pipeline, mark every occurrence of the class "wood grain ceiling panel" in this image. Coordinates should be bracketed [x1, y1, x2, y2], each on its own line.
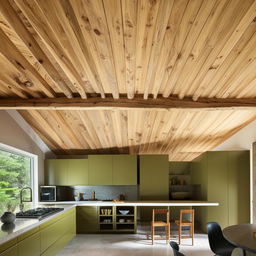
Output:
[19, 109, 256, 161]
[0, 0, 255, 99]
[1, 0, 256, 160]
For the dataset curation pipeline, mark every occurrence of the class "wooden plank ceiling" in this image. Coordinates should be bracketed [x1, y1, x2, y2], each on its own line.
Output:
[1, 0, 256, 161]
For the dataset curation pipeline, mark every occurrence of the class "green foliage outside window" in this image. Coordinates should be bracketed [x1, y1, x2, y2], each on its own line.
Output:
[0, 150, 31, 214]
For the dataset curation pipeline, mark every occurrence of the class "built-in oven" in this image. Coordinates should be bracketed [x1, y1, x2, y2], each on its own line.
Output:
[40, 186, 73, 202]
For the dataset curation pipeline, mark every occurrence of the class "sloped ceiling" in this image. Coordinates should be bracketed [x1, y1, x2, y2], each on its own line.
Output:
[0, 0, 256, 160]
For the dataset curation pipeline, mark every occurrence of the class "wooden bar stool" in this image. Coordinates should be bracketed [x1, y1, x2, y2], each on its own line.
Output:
[175, 209, 194, 245]
[151, 209, 170, 245]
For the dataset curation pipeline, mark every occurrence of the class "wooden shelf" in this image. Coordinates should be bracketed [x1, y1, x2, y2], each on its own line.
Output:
[116, 222, 134, 224]
[116, 214, 134, 217]
[99, 222, 113, 224]
[99, 214, 113, 216]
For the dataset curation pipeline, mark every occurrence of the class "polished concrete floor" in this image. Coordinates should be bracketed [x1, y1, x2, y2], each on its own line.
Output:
[58, 224, 212, 256]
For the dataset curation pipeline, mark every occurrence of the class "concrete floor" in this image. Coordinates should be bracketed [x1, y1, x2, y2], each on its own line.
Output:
[58, 224, 213, 256]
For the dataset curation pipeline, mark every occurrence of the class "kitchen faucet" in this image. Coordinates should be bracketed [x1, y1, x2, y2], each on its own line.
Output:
[20, 187, 32, 212]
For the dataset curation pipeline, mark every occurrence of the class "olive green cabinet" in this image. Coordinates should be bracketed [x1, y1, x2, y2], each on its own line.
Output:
[76, 206, 99, 233]
[140, 155, 169, 200]
[0, 209, 75, 256]
[67, 159, 89, 185]
[40, 209, 76, 254]
[88, 155, 113, 185]
[112, 155, 137, 185]
[45, 159, 88, 186]
[207, 152, 229, 229]
[191, 151, 250, 231]
[45, 159, 68, 185]
[0, 245, 18, 256]
[18, 232, 40, 256]
[139, 155, 169, 221]
[45, 155, 137, 186]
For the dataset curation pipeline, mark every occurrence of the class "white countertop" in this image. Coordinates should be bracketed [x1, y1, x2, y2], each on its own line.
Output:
[0, 205, 75, 245]
[39, 200, 219, 207]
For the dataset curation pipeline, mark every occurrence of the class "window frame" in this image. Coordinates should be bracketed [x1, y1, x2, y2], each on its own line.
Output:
[0, 143, 38, 208]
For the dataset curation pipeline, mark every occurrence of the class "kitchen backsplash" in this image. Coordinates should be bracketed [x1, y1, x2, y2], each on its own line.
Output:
[72, 185, 139, 201]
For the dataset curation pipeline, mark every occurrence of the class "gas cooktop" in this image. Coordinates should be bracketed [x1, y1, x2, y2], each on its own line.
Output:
[16, 207, 64, 220]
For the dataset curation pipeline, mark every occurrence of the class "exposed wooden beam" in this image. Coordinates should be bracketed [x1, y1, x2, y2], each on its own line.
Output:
[2, 95, 256, 110]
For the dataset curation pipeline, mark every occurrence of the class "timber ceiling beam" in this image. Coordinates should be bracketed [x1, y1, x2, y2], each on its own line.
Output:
[1, 95, 256, 110]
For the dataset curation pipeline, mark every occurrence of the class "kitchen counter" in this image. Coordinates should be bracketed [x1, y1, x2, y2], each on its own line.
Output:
[39, 200, 219, 206]
[0, 204, 75, 245]
[0, 201, 218, 245]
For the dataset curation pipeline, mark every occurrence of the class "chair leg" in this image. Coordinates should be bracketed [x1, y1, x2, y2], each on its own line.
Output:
[165, 226, 168, 244]
[179, 225, 181, 245]
[151, 225, 154, 245]
[191, 224, 194, 246]
[168, 224, 170, 242]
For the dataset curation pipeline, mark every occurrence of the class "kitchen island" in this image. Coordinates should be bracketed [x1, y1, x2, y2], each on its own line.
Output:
[0, 201, 218, 255]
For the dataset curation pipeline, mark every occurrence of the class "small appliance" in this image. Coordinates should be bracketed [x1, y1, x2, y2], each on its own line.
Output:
[40, 186, 72, 202]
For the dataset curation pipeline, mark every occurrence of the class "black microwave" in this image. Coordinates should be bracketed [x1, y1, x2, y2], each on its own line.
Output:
[40, 186, 73, 202]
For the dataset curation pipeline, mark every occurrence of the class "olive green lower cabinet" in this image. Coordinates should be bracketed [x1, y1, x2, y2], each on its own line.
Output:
[0, 208, 76, 256]
[0, 245, 18, 256]
[77, 206, 137, 234]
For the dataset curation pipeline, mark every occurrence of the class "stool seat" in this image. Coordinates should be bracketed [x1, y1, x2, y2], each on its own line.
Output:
[151, 209, 170, 245]
[175, 220, 192, 225]
[152, 221, 169, 226]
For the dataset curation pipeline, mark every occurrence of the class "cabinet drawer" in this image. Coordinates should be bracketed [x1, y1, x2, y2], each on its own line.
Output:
[18, 232, 40, 256]
[0, 245, 18, 256]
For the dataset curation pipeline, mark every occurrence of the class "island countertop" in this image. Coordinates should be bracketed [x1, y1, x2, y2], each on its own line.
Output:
[0, 205, 75, 246]
[39, 200, 219, 207]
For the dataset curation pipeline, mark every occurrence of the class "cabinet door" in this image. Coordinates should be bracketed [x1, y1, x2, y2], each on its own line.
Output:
[140, 155, 169, 200]
[88, 155, 113, 185]
[113, 155, 137, 185]
[0, 245, 18, 256]
[67, 159, 89, 185]
[76, 206, 99, 233]
[228, 151, 250, 225]
[41, 219, 64, 253]
[18, 232, 40, 256]
[45, 159, 68, 185]
[207, 152, 229, 228]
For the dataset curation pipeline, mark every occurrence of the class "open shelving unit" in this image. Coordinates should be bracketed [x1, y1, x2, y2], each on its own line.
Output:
[98, 206, 114, 232]
[98, 206, 137, 233]
[115, 206, 136, 232]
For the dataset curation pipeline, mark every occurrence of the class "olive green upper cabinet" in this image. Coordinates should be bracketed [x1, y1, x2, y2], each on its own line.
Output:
[113, 155, 137, 185]
[140, 155, 169, 200]
[88, 155, 113, 185]
[67, 159, 89, 185]
[45, 159, 68, 185]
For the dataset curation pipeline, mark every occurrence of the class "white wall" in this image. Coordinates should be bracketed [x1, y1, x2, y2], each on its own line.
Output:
[0, 110, 46, 185]
[213, 120, 256, 151]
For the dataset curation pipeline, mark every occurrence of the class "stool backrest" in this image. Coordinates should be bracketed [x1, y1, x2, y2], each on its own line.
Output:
[179, 209, 194, 224]
[152, 209, 169, 222]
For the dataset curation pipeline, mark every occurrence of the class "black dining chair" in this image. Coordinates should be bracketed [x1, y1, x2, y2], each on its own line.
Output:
[170, 241, 186, 256]
[206, 222, 236, 256]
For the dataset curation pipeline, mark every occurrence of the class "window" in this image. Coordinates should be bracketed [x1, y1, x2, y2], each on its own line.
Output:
[0, 144, 38, 214]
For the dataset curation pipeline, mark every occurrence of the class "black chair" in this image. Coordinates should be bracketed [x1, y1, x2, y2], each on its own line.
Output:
[170, 241, 186, 256]
[206, 222, 236, 256]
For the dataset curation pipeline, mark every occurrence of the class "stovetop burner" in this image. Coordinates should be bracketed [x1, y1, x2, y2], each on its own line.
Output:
[16, 207, 64, 220]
